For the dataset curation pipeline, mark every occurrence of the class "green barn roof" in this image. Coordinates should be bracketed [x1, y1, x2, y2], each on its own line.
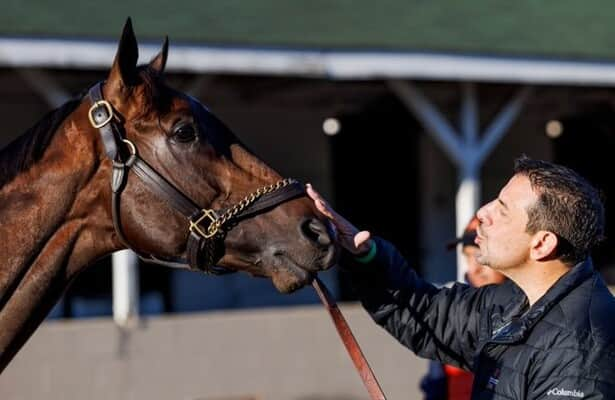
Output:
[4, 1, 615, 84]
[3, 0, 615, 60]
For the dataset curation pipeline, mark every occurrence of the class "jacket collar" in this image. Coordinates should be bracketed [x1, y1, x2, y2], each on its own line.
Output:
[490, 258, 594, 343]
[529, 258, 594, 314]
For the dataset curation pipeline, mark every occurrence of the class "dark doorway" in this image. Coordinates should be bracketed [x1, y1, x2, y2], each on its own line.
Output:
[329, 94, 421, 300]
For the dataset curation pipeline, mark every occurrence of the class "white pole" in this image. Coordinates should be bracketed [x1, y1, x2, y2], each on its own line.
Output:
[455, 169, 480, 282]
[476, 87, 533, 166]
[456, 83, 480, 282]
[112, 250, 139, 326]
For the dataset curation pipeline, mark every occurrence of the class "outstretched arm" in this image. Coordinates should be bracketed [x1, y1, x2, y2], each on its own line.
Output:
[306, 184, 489, 370]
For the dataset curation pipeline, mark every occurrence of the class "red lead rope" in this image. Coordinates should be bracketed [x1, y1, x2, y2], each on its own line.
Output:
[313, 277, 388, 400]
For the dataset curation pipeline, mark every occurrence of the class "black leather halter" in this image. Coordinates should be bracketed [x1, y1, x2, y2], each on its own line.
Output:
[87, 82, 306, 273]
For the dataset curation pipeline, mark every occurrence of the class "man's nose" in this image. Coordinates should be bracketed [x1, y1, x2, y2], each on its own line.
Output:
[476, 205, 486, 221]
[476, 202, 491, 226]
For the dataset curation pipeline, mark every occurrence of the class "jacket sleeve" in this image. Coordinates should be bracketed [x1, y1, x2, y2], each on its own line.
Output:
[343, 236, 491, 371]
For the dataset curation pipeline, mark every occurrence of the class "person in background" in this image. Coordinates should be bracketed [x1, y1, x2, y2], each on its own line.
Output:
[420, 216, 506, 400]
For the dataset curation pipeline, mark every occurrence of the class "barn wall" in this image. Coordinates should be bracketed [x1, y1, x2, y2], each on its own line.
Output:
[0, 304, 428, 400]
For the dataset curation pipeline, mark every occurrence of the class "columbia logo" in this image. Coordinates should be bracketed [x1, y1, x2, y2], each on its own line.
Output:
[546, 387, 585, 398]
[486, 368, 501, 390]
[486, 376, 499, 390]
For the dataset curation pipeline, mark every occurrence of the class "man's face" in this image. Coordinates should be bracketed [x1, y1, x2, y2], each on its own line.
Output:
[475, 174, 537, 271]
[463, 246, 506, 287]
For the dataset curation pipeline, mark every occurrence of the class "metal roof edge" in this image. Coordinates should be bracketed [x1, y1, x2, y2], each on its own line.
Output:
[3, 37, 615, 86]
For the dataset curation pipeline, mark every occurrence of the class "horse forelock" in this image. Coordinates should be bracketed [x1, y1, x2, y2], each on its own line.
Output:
[134, 66, 173, 116]
[0, 97, 83, 189]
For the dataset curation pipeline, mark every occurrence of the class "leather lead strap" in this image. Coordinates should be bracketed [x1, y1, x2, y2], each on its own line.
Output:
[313, 277, 387, 400]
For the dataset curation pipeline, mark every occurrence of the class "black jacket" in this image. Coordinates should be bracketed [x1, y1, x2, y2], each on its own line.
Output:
[347, 237, 615, 399]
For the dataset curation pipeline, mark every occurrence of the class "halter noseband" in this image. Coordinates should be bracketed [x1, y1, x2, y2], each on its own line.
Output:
[87, 82, 306, 273]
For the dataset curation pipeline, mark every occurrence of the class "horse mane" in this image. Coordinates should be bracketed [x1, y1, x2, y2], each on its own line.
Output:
[0, 96, 83, 189]
[0, 69, 168, 189]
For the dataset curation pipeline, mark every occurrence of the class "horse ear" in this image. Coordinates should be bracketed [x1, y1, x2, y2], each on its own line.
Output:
[148, 36, 168, 75]
[108, 17, 139, 91]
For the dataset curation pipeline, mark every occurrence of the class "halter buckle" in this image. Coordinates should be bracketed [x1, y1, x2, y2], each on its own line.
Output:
[189, 209, 219, 239]
[88, 100, 114, 129]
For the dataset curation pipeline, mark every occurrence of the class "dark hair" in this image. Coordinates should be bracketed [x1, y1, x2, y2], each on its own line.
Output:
[514, 155, 605, 264]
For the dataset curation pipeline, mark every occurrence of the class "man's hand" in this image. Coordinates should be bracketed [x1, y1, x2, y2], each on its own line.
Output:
[306, 183, 372, 255]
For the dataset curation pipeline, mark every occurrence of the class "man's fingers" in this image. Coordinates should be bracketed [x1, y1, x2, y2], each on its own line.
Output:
[307, 183, 352, 225]
[306, 183, 322, 202]
[315, 199, 334, 219]
[306, 183, 371, 255]
[307, 183, 336, 219]
[354, 231, 372, 251]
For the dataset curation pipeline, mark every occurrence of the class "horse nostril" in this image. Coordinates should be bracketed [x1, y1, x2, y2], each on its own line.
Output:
[301, 218, 332, 246]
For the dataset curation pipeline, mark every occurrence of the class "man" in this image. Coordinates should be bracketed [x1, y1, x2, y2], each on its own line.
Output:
[307, 156, 615, 399]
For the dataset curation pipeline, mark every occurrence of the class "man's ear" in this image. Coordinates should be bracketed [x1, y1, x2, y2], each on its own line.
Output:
[530, 231, 559, 261]
[105, 18, 139, 104]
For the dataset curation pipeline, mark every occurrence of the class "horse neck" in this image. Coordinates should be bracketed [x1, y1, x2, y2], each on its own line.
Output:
[0, 102, 119, 371]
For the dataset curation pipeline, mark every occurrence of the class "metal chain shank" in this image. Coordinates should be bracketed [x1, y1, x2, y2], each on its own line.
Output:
[199, 178, 296, 238]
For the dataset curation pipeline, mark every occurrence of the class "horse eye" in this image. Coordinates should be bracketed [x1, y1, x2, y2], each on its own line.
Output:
[172, 123, 197, 143]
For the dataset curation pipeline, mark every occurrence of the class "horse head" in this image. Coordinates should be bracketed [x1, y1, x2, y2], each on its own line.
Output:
[93, 19, 337, 292]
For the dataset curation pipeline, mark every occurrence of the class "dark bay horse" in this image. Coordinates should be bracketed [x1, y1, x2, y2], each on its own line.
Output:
[0, 19, 336, 372]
